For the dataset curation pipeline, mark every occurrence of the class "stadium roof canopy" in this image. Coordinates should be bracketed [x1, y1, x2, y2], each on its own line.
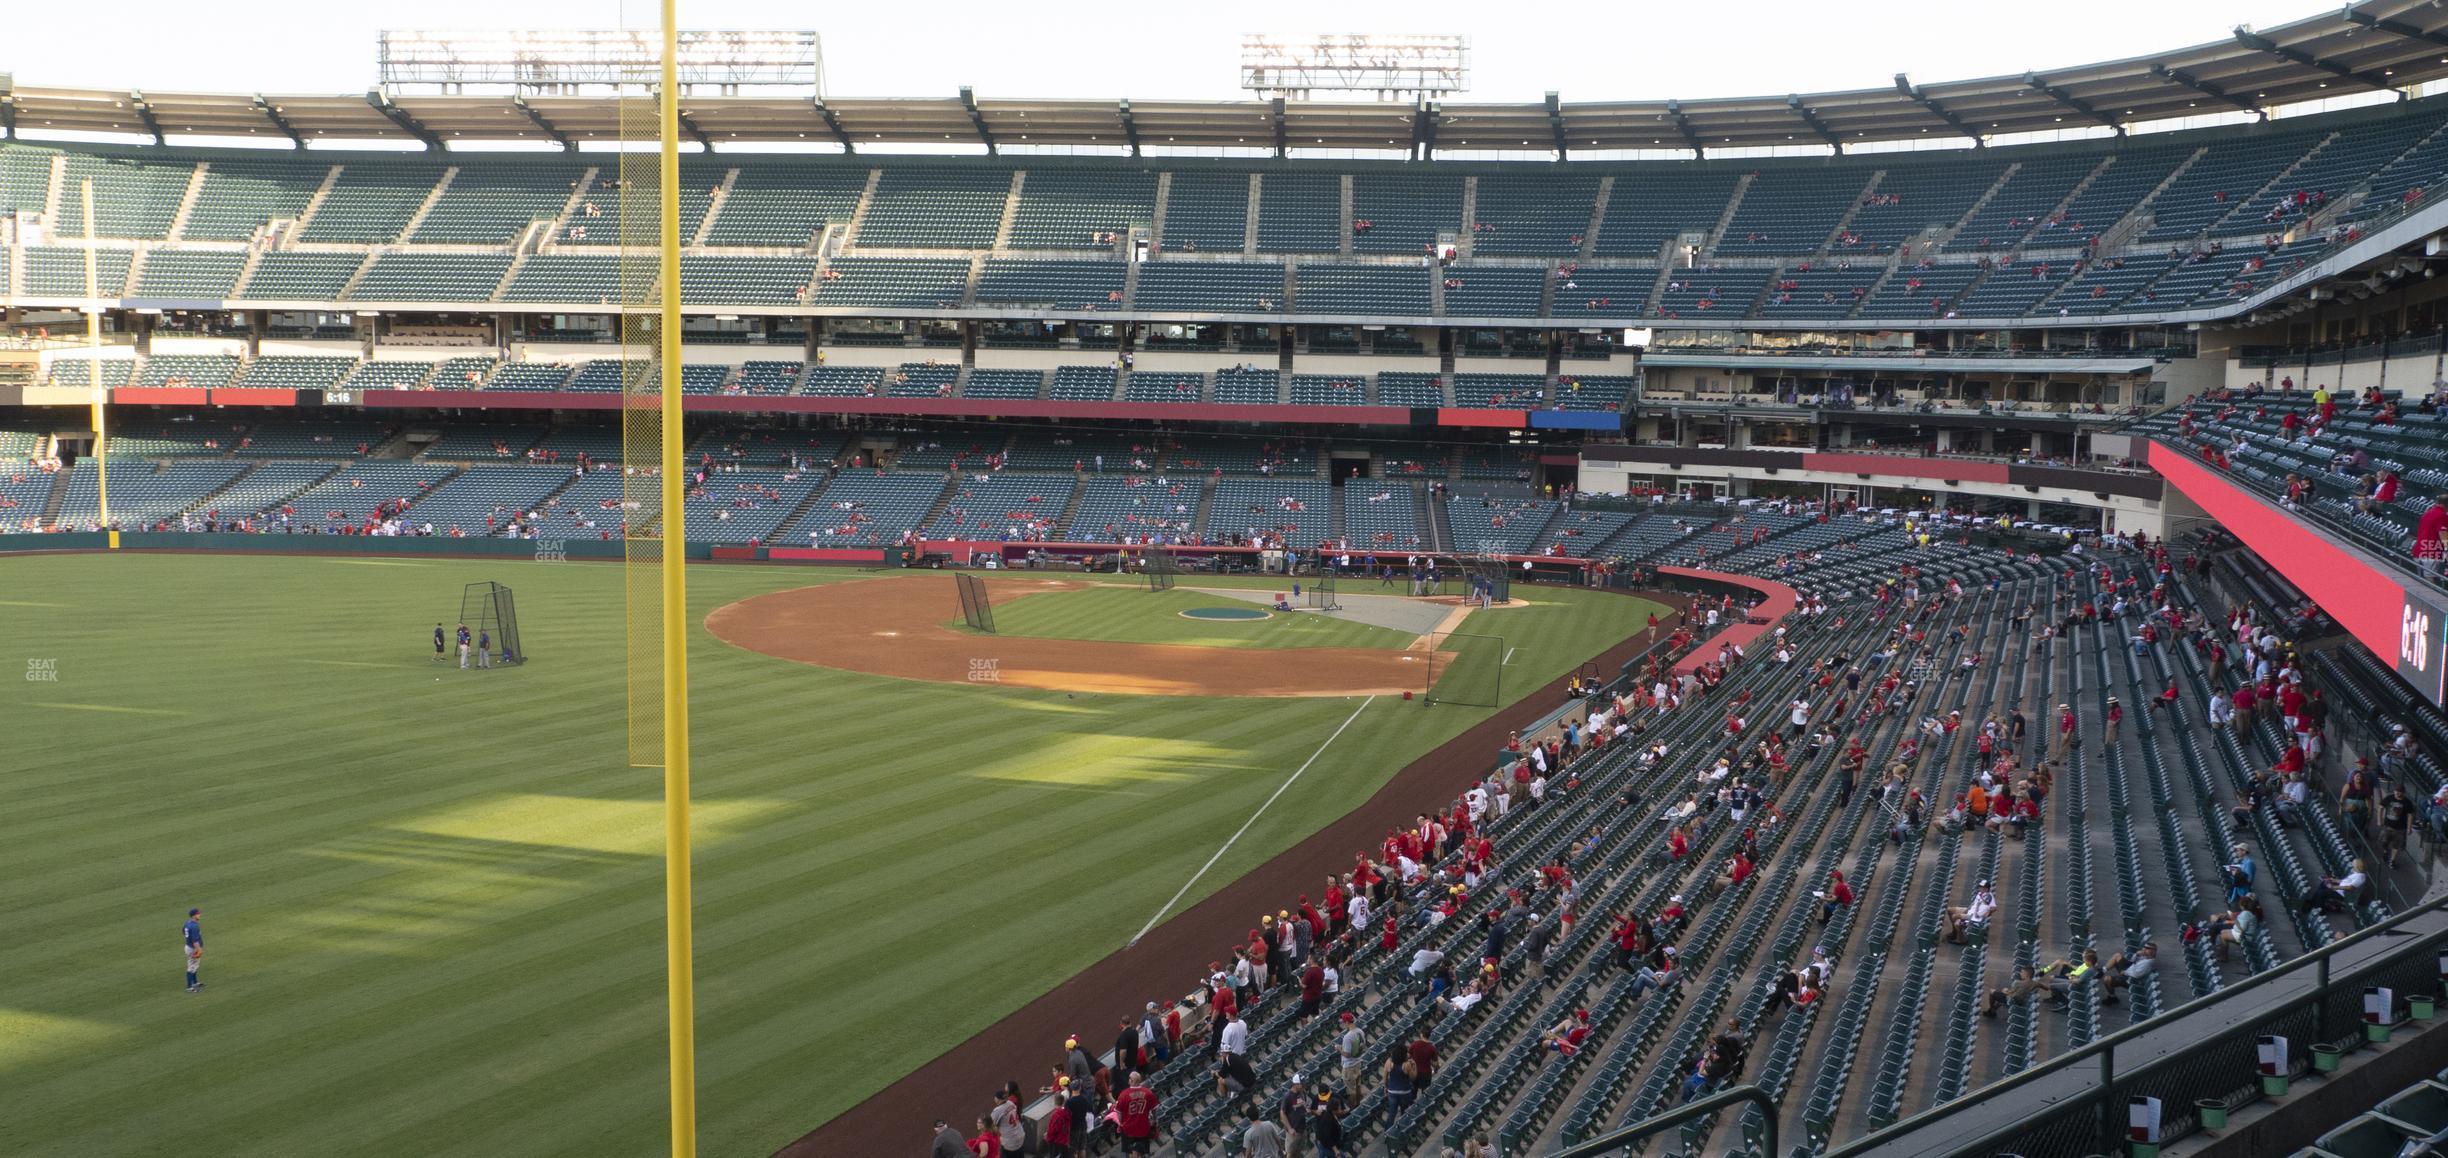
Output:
[8, 1, 2448, 154]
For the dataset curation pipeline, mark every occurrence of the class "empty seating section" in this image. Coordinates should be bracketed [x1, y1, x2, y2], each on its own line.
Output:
[231, 356, 357, 392]
[342, 361, 439, 391]
[1049, 365, 1118, 402]
[678, 256, 814, 307]
[236, 420, 394, 456]
[926, 471, 1068, 539]
[2347, 122, 2448, 224]
[397, 465, 572, 535]
[890, 432, 1003, 471]
[684, 469, 824, 544]
[504, 254, 625, 304]
[999, 434, 1140, 472]
[1350, 174, 1461, 255]
[56, 460, 246, 526]
[2216, 121, 2430, 235]
[522, 426, 627, 464]
[1858, 264, 1982, 316]
[421, 424, 548, 460]
[854, 168, 1010, 249]
[1551, 375, 1632, 412]
[704, 165, 867, 246]
[1287, 374, 1367, 407]
[1209, 478, 1332, 546]
[1341, 481, 1419, 547]
[960, 369, 1045, 400]
[1551, 266, 1657, 318]
[1209, 368, 1279, 406]
[23, 247, 132, 296]
[1376, 372, 1445, 408]
[974, 259, 1125, 310]
[734, 361, 802, 396]
[1446, 496, 1558, 555]
[1136, 261, 1283, 312]
[1471, 174, 1600, 257]
[134, 250, 246, 299]
[1296, 264, 1428, 314]
[2050, 255, 2176, 315]
[1955, 261, 2073, 317]
[2154, 239, 2324, 308]
[1453, 373, 1546, 409]
[54, 153, 191, 240]
[1757, 265, 1882, 319]
[1158, 172, 1251, 252]
[801, 366, 883, 397]
[2142, 130, 2327, 242]
[2050, 148, 2188, 241]
[1007, 169, 1155, 249]
[885, 362, 959, 398]
[1458, 443, 1534, 481]
[278, 462, 457, 523]
[1655, 267, 1768, 319]
[571, 166, 716, 245]
[1125, 371, 1205, 403]
[107, 418, 245, 456]
[45, 359, 134, 387]
[1842, 162, 2006, 252]
[137, 354, 240, 389]
[427, 357, 501, 391]
[192, 461, 336, 520]
[300, 164, 439, 242]
[1068, 474, 1196, 541]
[1163, 437, 1308, 476]
[1256, 173, 1341, 253]
[1371, 443, 1450, 479]
[0, 145, 56, 218]
[811, 258, 969, 308]
[531, 471, 629, 539]
[1717, 170, 1866, 255]
[350, 253, 512, 302]
[1445, 267, 1546, 317]
[563, 361, 641, 393]
[793, 471, 944, 544]
[1950, 156, 2097, 251]
[412, 165, 581, 243]
[182, 159, 330, 240]
[487, 363, 578, 392]
[240, 252, 364, 301]
[1595, 171, 1741, 256]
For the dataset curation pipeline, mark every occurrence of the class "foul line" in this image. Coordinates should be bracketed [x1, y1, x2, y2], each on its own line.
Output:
[1126, 694, 1375, 949]
[1502, 646, 1518, 665]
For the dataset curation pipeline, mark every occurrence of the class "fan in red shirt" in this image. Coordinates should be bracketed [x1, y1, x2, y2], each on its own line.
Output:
[1112, 1072, 1158, 1153]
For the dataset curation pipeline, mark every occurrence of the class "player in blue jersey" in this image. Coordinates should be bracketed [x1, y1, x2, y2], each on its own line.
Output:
[183, 908, 204, 993]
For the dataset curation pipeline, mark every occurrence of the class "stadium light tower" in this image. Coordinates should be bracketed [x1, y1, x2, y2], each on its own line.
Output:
[1240, 34, 1469, 101]
[378, 28, 821, 96]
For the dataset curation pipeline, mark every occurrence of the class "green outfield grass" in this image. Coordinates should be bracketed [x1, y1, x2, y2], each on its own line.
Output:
[0, 554, 1656, 1157]
[972, 584, 1418, 649]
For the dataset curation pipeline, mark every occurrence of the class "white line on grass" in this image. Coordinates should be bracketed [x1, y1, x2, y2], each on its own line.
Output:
[1126, 694, 1375, 949]
[1502, 647, 1517, 665]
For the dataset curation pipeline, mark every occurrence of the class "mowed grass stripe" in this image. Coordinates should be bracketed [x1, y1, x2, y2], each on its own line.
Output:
[982, 584, 1416, 649]
[0, 554, 1653, 1157]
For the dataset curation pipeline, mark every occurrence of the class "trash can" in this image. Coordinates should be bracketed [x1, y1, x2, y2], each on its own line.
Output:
[2260, 1072, 2289, 1097]
[2369, 1020, 2395, 1044]
[2313, 1043, 2345, 1072]
[2197, 1098, 2228, 1130]
[2413, 995, 2436, 1022]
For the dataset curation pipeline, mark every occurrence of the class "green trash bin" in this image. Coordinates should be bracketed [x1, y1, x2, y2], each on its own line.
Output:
[2197, 1098, 2228, 1130]
[2314, 1043, 2345, 1073]
[2413, 995, 2436, 1022]
[2261, 1071, 2290, 1097]
[2368, 1020, 2395, 1044]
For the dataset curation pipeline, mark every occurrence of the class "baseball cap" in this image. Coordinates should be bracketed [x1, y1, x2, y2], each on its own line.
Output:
[1064, 1037, 1078, 1050]
[1340, 1011, 1355, 1022]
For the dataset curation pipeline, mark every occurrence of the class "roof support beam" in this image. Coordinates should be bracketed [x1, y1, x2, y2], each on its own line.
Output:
[1271, 97, 1287, 158]
[2344, 8, 2448, 52]
[0, 98, 14, 141]
[959, 86, 996, 155]
[2231, 29, 2405, 98]
[1411, 99, 1439, 161]
[1787, 94, 1844, 153]
[1545, 91, 1568, 160]
[2148, 63, 2266, 120]
[364, 88, 442, 150]
[1893, 74, 1984, 145]
[809, 98, 855, 153]
[510, 95, 574, 152]
[129, 90, 164, 145]
[2021, 72, 2126, 134]
[675, 108, 715, 152]
[252, 94, 304, 148]
[1665, 99, 1706, 158]
[1117, 98, 1140, 157]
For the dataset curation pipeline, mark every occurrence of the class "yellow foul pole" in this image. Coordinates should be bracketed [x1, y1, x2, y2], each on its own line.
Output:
[657, 3, 697, 1156]
[81, 178, 107, 529]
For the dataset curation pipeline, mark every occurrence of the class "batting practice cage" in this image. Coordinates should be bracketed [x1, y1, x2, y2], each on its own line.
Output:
[1146, 548, 1179, 592]
[1308, 571, 1341, 611]
[1424, 631, 1504, 706]
[459, 581, 526, 665]
[955, 572, 997, 633]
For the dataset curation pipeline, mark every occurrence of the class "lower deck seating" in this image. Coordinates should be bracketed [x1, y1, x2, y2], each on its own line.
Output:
[1208, 477, 1332, 546]
[925, 471, 1071, 539]
[790, 471, 945, 545]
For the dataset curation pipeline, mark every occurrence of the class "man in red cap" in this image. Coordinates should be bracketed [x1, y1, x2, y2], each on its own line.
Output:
[1337, 1011, 1365, 1093]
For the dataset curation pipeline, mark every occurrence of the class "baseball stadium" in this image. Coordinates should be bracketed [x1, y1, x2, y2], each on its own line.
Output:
[12, 3, 2448, 1157]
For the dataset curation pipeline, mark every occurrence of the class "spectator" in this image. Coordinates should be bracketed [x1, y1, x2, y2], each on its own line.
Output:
[1114, 1071, 1158, 1156]
[2098, 943, 2158, 1004]
[2303, 858, 2370, 914]
[2381, 782, 2415, 868]
[1818, 869, 1853, 924]
[931, 1119, 969, 1158]
[1241, 1102, 1286, 1158]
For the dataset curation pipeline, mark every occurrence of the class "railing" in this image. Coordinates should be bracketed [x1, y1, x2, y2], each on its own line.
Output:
[1545, 1083, 1777, 1158]
[1819, 890, 2448, 1158]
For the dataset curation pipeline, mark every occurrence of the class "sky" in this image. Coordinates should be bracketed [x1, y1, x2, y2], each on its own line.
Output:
[0, 0, 2351, 104]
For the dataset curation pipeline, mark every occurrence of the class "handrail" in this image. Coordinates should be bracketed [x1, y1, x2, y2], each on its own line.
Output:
[1545, 1083, 1777, 1158]
[1822, 888, 2448, 1157]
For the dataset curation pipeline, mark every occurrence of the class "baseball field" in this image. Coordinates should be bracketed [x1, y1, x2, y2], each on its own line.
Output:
[0, 552, 1656, 1156]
